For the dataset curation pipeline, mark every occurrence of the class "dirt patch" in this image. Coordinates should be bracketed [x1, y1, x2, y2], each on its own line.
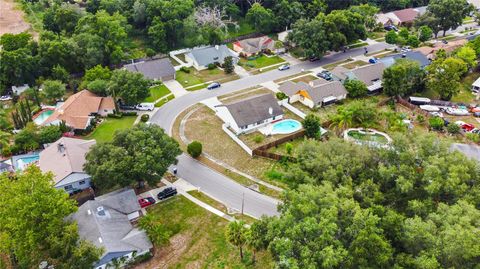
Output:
[133, 233, 191, 269]
[0, 0, 35, 37]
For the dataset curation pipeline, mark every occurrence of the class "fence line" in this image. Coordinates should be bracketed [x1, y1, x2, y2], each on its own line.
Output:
[252, 130, 305, 161]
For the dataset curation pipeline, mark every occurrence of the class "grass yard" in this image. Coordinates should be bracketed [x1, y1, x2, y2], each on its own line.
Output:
[416, 72, 478, 104]
[290, 75, 318, 83]
[239, 55, 285, 70]
[342, 60, 369, 69]
[84, 116, 136, 143]
[267, 136, 309, 157]
[176, 67, 240, 89]
[154, 94, 175, 107]
[349, 42, 369, 49]
[144, 85, 171, 102]
[135, 196, 273, 269]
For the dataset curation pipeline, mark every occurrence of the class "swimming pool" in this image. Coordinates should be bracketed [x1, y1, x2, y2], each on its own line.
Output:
[271, 119, 302, 134]
[33, 109, 54, 125]
[15, 154, 40, 170]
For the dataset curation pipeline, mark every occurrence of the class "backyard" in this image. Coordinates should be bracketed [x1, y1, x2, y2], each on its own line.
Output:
[144, 85, 171, 103]
[84, 115, 136, 143]
[133, 196, 273, 269]
[176, 67, 240, 90]
[239, 55, 285, 70]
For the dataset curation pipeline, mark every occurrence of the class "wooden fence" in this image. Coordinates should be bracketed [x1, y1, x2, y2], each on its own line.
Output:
[252, 130, 305, 161]
[396, 97, 431, 118]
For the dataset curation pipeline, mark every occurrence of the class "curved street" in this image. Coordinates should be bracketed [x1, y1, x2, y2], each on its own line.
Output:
[150, 42, 393, 218]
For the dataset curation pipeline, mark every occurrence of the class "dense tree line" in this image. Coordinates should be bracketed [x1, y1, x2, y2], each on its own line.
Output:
[253, 134, 480, 268]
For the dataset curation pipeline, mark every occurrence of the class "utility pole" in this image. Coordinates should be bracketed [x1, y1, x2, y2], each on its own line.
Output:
[241, 192, 245, 216]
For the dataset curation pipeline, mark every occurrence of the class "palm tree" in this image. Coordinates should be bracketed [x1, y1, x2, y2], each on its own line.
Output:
[225, 220, 248, 260]
[247, 221, 268, 264]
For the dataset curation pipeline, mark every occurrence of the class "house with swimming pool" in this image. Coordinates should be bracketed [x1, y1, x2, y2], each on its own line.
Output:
[215, 93, 284, 135]
[38, 137, 96, 194]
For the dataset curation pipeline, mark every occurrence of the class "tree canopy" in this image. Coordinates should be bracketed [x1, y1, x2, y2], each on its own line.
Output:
[383, 59, 425, 97]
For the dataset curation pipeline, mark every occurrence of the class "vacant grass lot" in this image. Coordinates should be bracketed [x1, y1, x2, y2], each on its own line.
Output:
[135, 196, 273, 269]
[144, 85, 171, 102]
[239, 55, 285, 70]
[176, 67, 239, 90]
[84, 116, 136, 143]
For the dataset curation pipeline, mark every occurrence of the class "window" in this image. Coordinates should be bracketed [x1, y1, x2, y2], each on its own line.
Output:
[79, 180, 86, 185]
[64, 185, 73, 191]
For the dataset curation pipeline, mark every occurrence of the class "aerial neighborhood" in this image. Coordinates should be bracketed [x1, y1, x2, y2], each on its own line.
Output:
[2, 0, 480, 268]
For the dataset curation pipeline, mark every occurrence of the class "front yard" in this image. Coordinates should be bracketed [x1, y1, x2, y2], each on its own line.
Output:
[239, 55, 285, 70]
[84, 116, 136, 143]
[176, 67, 240, 90]
[143, 85, 171, 103]
[134, 196, 273, 269]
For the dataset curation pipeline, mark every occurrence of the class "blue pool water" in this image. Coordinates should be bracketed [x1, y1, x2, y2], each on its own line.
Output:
[271, 119, 301, 134]
[33, 110, 54, 125]
[16, 154, 39, 170]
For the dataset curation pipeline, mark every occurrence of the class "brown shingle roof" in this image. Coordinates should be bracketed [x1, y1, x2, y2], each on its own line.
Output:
[44, 90, 115, 129]
[392, 8, 419, 23]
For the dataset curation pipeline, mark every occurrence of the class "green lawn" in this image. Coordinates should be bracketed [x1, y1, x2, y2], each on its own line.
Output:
[84, 116, 136, 143]
[144, 85, 171, 102]
[240, 55, 285, 70]
[176, 67, 239, 89]
[417, 72, 478, 103]
[154, 94, 175, 107]
[145, 196, 273, 268]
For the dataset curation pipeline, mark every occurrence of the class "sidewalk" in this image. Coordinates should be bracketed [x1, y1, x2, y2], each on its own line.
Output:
[234, 65, 250, 78]
[164, 80, 189, 97]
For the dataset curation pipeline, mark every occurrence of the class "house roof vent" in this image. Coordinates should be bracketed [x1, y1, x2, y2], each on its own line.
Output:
[87, 209, 92, 215]
[97, 206, 105, 216]
[268, 107, 273, 115]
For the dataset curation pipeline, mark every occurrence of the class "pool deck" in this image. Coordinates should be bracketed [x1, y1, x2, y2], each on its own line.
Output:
[32, 108, 55, 125]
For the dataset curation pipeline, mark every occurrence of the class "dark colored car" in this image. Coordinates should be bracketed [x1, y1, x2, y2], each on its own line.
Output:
[119, 104, 136, 110]
[442, 39, 448, 44]
[317, 70, 332, 81]
[138, 197, 156, 208]
[384, 25, 398, 32]
[207, 82, 221, 90]
[474, 112, 480, 117]
[308, 56, 320, 62]
[157, 187, 177, 200]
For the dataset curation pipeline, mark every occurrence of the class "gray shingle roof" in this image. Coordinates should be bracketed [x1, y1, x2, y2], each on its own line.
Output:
[379, 51, 431, 68]
[224, 94, 283, 128]
[278, 79, 347, 104]
[124, 58, 175, 80]
[348, 63, 385, 86]
[70, 188, 152, 266]
[187, 45, 237, 66]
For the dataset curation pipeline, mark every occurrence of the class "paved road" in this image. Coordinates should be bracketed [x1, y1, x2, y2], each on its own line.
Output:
[150, 42, 392, 218]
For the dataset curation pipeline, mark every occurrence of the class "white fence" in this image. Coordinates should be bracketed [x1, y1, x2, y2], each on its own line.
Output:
[222, 124, 253, 156]
[280, 99, 306, 119]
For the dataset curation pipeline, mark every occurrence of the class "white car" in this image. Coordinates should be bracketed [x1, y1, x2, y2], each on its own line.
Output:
[278, 64, 290, 71]
[0, 95, 12, 101]
[446, 107, 470, 116]
[135, 103, 154, 111]
[455, 120, 467, 127]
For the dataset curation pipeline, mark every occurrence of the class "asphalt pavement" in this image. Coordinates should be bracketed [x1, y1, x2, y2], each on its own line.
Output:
[150, 42, 393, 218]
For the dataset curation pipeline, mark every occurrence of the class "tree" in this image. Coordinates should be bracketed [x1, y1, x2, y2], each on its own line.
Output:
[302, 114, 321, 139]
[418, 25, 433, 42]
[324, 9, 367, 50]
[273, 0, 304, 29]
[385, 30, 398, 44]
[0, 32, 33, 51]
[187, 141, 202, 158]
[43, 4, 83, 34]
[87, 79, 109, 96]
[344, 79, 368, 98]
[0, 166, 101, 268]
[246, 3, 275, 33]
[138, 214, 171, 246]
[108, 69, 150, 105]
[407, 35, 420, 48]
[84, 124, 181, 189]
[415, 11, 442, 38]
[247, 218, 269, 263]
[83, 64, 112, 82]
[349, 4, 380, 31]
[426, 57, 467, 100]
[455, 46, 477, 70]
[38, 125, 62, 144]
[51, 65, 69, 83]
[289, 18, 330, 59]
[225, 220, 249, 260]
[42, 80, 66, 101]
[148, 17, 168, 52]
[14, 123, 39, 152]
[428, 0, 473, 36]
[223, 56, 234, 74]
[429, 116, 445, 130]
[447, 122, 460, 134]
[383, 59, 425, 97]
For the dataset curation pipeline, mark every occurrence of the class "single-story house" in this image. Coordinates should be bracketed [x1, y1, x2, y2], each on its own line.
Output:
[124, 58, 175, 81]
[38, 137, 96, 194]
[416, 39, 467, 59]
[345, 63, 386, 94]
[185, 45, 239, 70]
[331, 66, 349, 82]
[377, 6, 427, 27]
[43, 90, 115, 130]
[233, 36, 275, 57]
[379, 51, 431, 68]
[215, 93, 283, 135]
[278, 79, 348, 108]
[11, 84, 29, 95]
[70, 188, 152, 269]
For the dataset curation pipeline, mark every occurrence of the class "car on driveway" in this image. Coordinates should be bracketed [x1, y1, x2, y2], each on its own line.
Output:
[138, 197, 156, 208]
[316, 70, 332, 81]
[207, 82, 221, 90]
[135, 103, 154, 111]
[157, 187, 177, 200]
[384, 25, 398, 31]
[277, 64, 290, 71]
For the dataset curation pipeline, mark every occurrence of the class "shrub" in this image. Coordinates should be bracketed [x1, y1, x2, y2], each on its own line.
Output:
[140, 114, 150, 122]
[180, 66, 190, 73]
[187, 141, 202, 158]
[107, 113, 123, 119]
[466, 132, 480, 143]
[253, 134, 264, 143]
[122, 111, 137, 116]
[447, 123, 460, 134]
[1, 146, 12, 157]
[207, 63, 216, 70]
[276, 92, 288, 100]
[145, 48, 156, 58]
[285, 143, 293, 155]
[429, 116, 444, 131]
[344, 79, 368, 98]
[416, 114, 425, 124]
[303, 114, 321, 139]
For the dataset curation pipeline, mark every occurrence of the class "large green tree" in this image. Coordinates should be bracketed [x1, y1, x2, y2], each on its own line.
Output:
[84, 124, 181, 189]
[42, 80, 66, 101]
[108, 69, 150, 105]
[0, 166, 101, 268]
[427, 0, 473, 36]
[383, 59, 425, 97]
[426, 57, 467, 100]
[246, 3, 275, 33]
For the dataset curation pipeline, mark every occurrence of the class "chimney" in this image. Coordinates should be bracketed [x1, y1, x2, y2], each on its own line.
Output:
[268, 107, 273, 115]
[57, 143, 65, 153]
